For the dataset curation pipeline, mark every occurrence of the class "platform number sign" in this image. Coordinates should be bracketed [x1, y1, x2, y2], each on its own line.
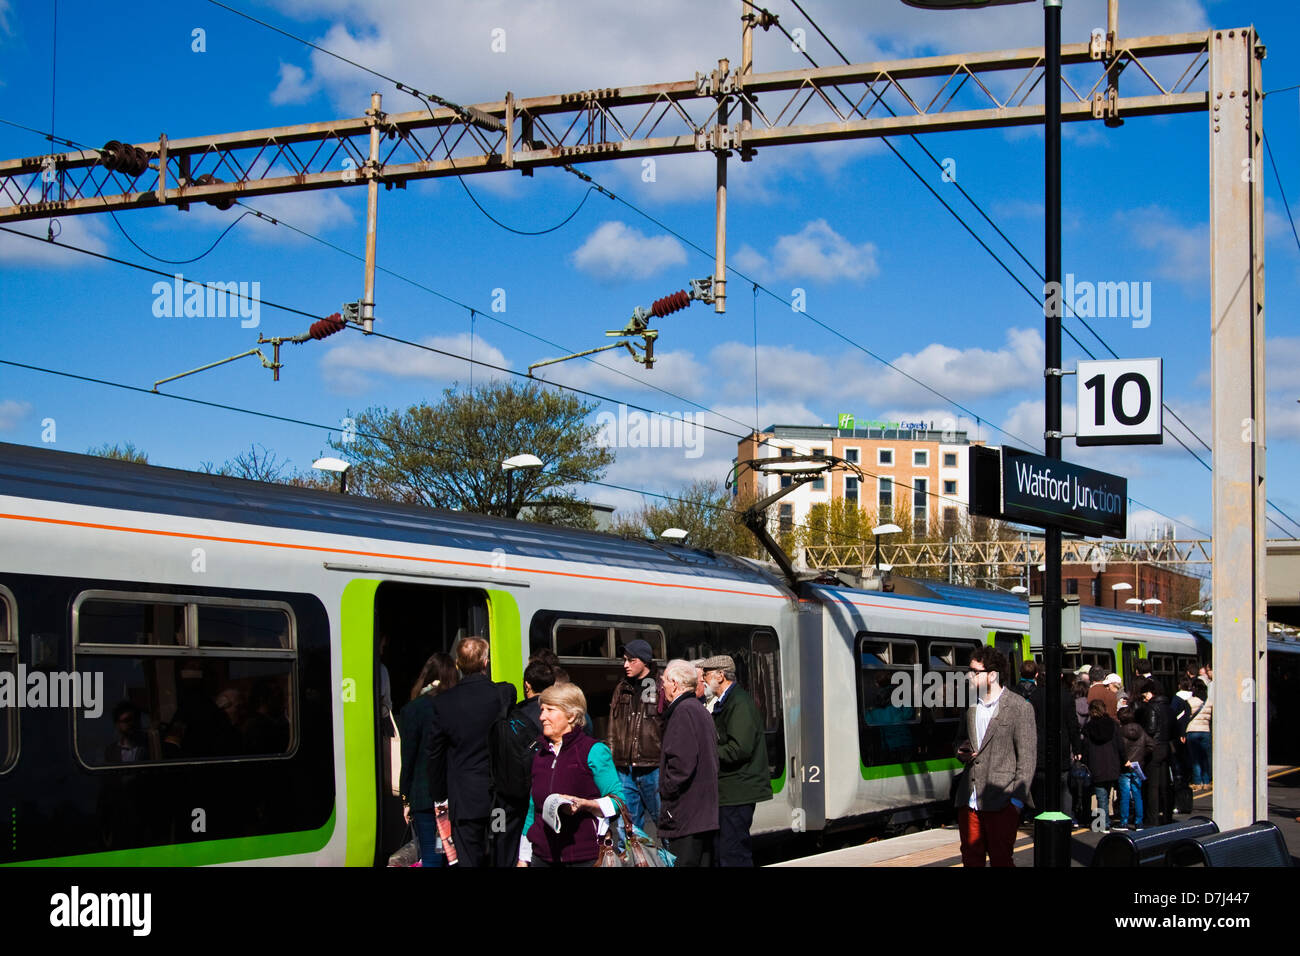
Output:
[1075, 358, 1163, 446]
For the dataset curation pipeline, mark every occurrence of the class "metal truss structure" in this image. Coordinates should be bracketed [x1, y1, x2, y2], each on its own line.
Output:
[0, 31, 1214, 223]
[802, 536, 1215, 573]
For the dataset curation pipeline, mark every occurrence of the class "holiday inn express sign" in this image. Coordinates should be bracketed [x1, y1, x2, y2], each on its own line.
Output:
[969, 445, 1127, 539]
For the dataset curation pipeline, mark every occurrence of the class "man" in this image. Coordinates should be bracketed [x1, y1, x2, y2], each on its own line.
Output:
[1086, 666, 1118, 720]
[701, 654, 772, 867]
[1136, 678, 1174, 825]
[954, 645, 1037, 867]
[691, 660, 716, 711]
[489, 659, 553, 868]
[607, 638, 664, 832]
[1013, 660, 1038, 700]
[657, 658, 719, 867]
[1127, 658, 1154, 702]
[426, 636, 516, 867]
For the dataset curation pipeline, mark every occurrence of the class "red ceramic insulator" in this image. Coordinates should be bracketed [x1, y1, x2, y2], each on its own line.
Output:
[309, 313, 346, 339]
[650, 289, 691, 318]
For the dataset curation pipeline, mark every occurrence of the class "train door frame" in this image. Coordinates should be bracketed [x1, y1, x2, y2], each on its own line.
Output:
[1117, 641, 1146, 685]
[988, 630, 1030, 687]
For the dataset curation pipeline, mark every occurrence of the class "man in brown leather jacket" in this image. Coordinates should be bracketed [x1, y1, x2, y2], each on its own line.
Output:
[607, 638, 664, 831]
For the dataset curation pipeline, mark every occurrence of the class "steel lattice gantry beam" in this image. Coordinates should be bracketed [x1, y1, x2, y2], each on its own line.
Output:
[0, 31, 1215, 223]
[802, 537, 1217, 571]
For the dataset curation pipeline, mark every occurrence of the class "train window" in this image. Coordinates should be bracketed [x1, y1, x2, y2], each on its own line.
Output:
[0, 586, 15, 774]
[72, 592, 297, 770]
[613, 627, 665, 660]
[857, 635, 920, 768]
[554, 623, 610, 658]
[198, 606, 291, 650]
[78, 599, 186, 646]
[928, 641, 979, 722]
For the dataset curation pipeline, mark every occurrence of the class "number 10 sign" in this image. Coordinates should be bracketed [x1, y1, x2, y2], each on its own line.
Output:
[1075, 358, 1163, 446]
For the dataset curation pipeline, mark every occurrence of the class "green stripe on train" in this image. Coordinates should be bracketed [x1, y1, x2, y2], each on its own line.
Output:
[860, 757, 963, 781]
[342, 578, 381, 867]
[487, 589, 523, 698]
[5, 810, 335, 866]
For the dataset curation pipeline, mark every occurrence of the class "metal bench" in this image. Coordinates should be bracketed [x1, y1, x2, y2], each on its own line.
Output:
[1091, 817, 1219, 867]
[1165, 821, 1293, 867]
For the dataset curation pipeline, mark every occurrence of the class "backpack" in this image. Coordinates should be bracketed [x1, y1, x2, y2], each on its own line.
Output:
[489, 699, 541, 805]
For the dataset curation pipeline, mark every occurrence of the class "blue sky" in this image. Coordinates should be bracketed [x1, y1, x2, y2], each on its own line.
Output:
[1, 0, 1298, 542]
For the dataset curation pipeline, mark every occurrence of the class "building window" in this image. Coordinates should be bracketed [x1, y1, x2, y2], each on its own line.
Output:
[1091, 579, 1100, 602]
[878, 477, 893, 517]
[780, 447, 793, 488]
[943, 480, 957, 496]
[913, 450, 928, 468]
[812, 448, 826, 490]
[913, 479, 927, 534]
[845, 447, 860, 464]
[846, 476, 859, 504]
[1067, 578, 1079, 595]
[878, 448, 893, 467]
[943, 452, 958, 468]
[778, 503, 793, 532]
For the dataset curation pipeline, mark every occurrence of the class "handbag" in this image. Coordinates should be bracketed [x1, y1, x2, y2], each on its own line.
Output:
[1069, 758, 1092, 791]
[595, 802, 675, 868]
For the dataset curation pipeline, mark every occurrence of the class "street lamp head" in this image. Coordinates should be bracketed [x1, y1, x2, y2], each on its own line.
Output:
[660, 528, 688, 541]
[1125, 597, 1144, 606]
[1111, 582, 1133, 591]
[1190, 609, 1209, 617]
[502, 453, 544, 472]
[312, 457, 350, 474]
[1011, 585, 1029, 595]
[872, 523, 903, 536]
[1143, 598, 1162, 606]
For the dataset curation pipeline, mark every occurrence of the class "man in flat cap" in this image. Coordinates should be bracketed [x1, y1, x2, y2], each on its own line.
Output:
[700, 655, 771, 866]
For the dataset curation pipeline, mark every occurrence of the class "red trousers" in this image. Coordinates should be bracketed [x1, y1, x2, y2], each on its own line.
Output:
[957, 804, 1021, 867]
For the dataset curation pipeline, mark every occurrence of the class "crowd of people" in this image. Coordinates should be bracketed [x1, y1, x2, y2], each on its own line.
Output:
[396, 636, 772, 867]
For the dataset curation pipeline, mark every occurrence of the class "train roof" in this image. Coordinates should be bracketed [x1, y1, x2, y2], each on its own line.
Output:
[0, 441, 786, 589]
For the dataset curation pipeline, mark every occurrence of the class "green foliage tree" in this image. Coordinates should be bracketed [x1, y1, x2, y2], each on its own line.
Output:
[330, 381, 614, 527]
[88, 441, 148, 463]
[611, 479, 761, 557]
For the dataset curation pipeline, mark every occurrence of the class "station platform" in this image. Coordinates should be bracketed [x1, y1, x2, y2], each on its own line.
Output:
[769, 765, 1300, 867]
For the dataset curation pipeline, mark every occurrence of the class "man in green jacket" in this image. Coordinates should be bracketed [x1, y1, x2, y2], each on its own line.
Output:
[700, 655, 772, 866]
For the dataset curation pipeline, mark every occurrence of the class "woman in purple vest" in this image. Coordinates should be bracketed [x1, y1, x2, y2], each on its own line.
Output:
[516, 682, 622, 867]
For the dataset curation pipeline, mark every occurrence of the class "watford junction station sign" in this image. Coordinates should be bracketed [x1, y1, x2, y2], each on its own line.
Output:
[969, 445, 1127, 539]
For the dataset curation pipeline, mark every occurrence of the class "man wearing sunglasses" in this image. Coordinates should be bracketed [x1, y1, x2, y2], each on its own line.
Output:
[954, 645, 1037, 867]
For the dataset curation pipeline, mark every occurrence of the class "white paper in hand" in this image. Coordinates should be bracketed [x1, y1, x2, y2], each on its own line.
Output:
[542, 793, 575, 833]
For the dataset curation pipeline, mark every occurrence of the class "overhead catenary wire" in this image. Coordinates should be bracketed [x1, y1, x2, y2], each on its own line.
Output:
[780, 1, 1300, 538]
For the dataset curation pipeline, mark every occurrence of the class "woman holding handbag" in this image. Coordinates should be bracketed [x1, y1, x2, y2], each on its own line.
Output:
[516, 682, 622, 867]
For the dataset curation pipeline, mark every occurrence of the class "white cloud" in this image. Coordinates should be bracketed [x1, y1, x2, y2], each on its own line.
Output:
[736, 219, 878, 282]
[319, 331, 510, 393]
[270, 61, 316, 105]
[1114, 205, 1207, 285]
[0, 399, 30, 432]
[531, 344, 710, 405]
[0, 216, 110, 266]
[569, 221, 686, 280]
[187, 190, 358, 243]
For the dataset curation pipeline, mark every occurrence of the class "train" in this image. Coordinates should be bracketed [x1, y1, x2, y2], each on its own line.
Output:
[0, 440, 1295, 865]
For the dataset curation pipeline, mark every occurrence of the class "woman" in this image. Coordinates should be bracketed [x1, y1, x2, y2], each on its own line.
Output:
[1186, 677, 1212, 790]
[399, 652, 458, 867]
[1115, 701, 1154, 830]
[516, 682, 622, 867]
[1079, 698, 1125, 831]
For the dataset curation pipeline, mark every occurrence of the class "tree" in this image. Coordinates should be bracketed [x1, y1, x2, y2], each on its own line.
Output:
[88, 442, 148, 463]
[612, 479, 761, 558]
[200, 443, 292, 482]
[331, 381, 613, 526]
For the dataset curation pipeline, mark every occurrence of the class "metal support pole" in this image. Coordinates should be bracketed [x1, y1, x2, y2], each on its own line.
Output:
[362, 91, 382, 334]
[1035, 0, 1071, 868]
[715, 59, 729, 315]
[740, 1, 756, 162]
[1209, 27, 1268, 828]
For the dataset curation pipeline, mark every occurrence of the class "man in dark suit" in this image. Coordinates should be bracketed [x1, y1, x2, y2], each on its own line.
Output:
[657, 658, 719, 867]
[426, 636, 516, 867]
[954, 645, 1037, 867]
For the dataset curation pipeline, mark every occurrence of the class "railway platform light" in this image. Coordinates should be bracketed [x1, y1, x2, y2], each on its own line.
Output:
[312, 456, 351, 494]
[1111, 581, 1133, 609]
[660, 528, 688, 541]
[502, 454, 543, 519]
[1011, 585, 1029, 596]
[1143, 598, 1162, 615]
[872, 523, 902, 573]
[1125, 597, 1144, 610]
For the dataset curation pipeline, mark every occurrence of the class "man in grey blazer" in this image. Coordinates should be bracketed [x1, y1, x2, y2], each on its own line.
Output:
[954, 645, 1037, 867]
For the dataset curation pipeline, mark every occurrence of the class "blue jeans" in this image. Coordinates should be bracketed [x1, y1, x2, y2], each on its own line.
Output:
[1091, 784, 1113, 829]
[1186, 732, 1211, 784]
[1116, 771, 1143, 826]
[411, 809, 445, 867]
[618, 767, 660, 831]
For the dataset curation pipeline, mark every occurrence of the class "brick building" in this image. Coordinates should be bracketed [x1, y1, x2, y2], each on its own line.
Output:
[1027, 560, 1204, 619]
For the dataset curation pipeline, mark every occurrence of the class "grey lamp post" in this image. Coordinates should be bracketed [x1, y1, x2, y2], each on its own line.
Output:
[872, 523, 902, 573]
[901, 0, 1067, 866]
[312, 456, 351, 494]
